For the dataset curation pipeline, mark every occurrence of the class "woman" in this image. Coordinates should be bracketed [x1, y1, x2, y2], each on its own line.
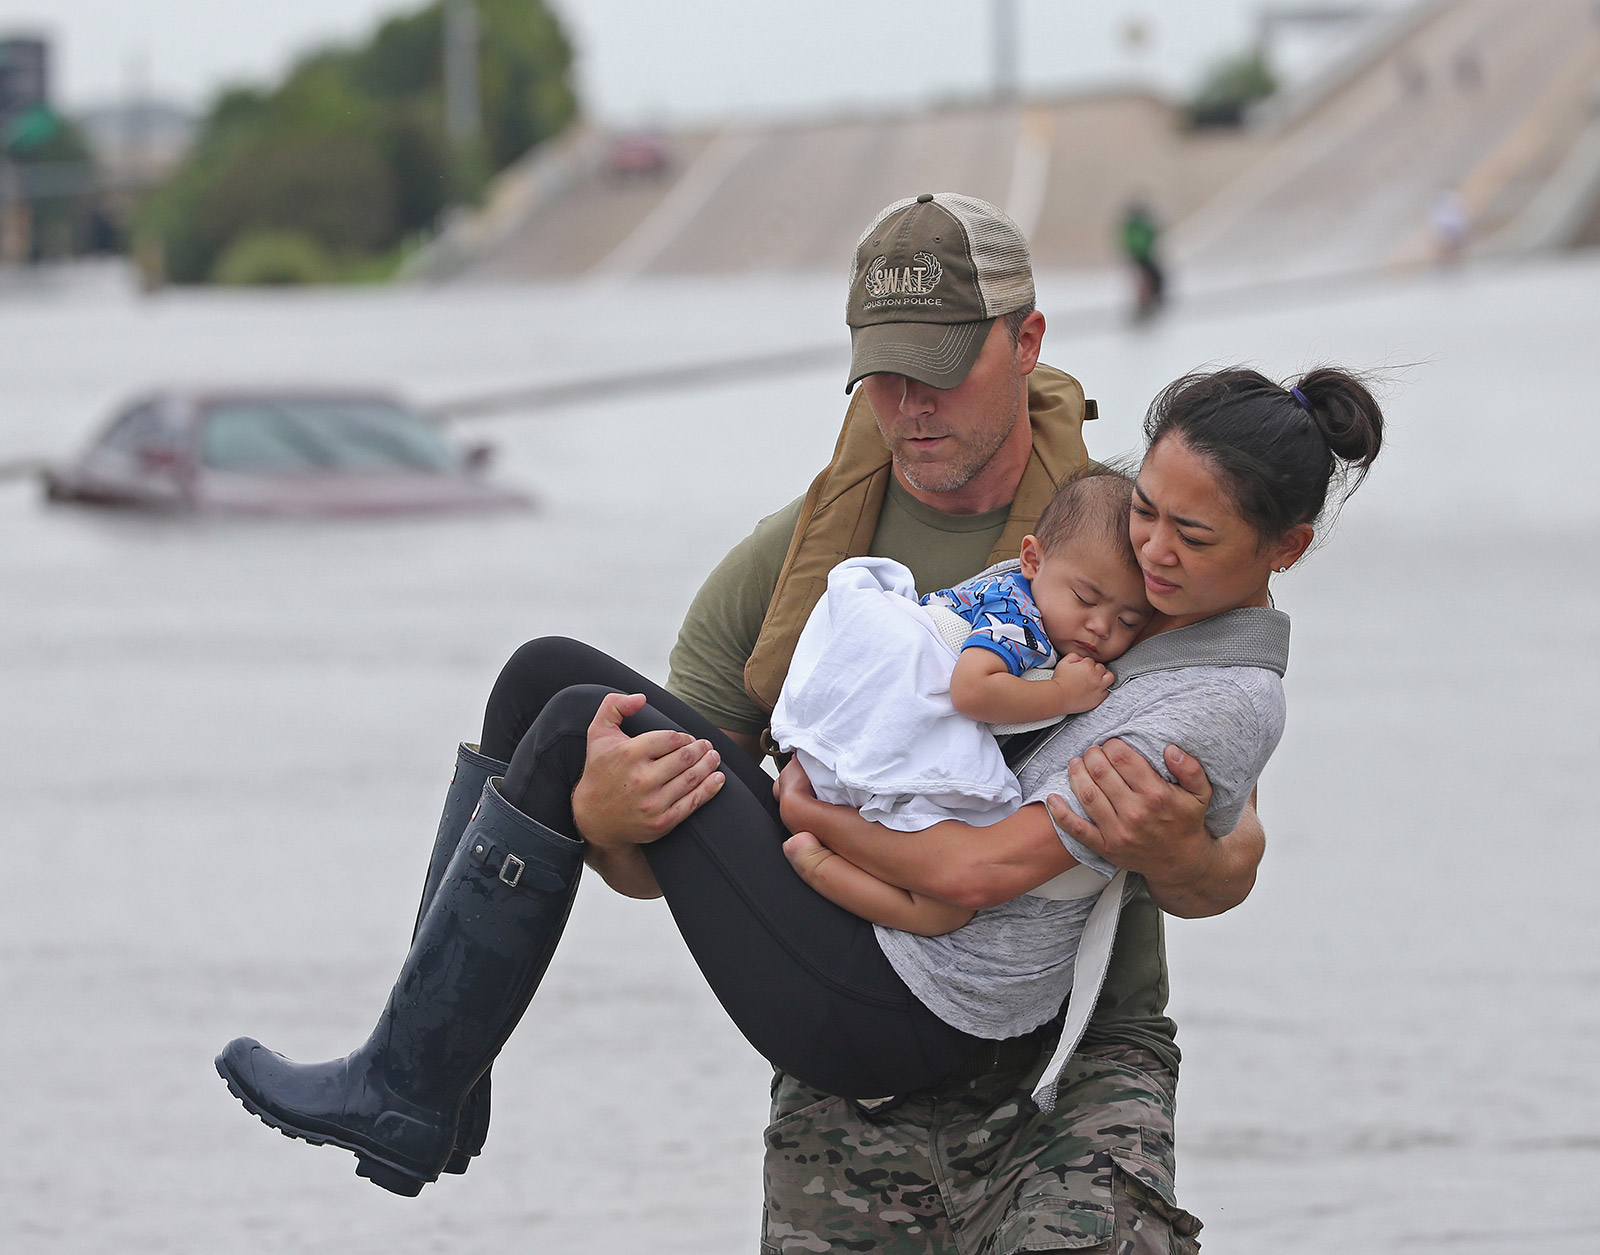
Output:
[217, 365, 1383, 1215]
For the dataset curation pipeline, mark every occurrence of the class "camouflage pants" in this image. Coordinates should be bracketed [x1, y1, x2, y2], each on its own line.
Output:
[762, 1041, 1202, 1254]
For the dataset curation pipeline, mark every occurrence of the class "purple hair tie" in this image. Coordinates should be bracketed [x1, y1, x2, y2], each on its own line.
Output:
[1289, 385, 1311, 411]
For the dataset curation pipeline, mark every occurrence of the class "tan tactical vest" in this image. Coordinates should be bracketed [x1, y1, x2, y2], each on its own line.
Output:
[743, 362, 1097, 714]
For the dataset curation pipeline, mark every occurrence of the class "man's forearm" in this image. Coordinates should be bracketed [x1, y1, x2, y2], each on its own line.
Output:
[582, 844, 663, 899]
[1142, 804, 1263, 919]
[721, 727, 762, 762]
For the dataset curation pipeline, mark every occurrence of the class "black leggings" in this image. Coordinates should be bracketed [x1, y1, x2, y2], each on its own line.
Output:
[477, 636, 984, 1099]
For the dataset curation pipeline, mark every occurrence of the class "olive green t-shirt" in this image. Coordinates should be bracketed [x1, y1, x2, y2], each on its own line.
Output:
[663, 475, 1180, 1071]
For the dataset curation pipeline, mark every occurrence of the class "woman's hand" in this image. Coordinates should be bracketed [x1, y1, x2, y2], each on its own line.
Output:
[1045, 739, 1261, 918]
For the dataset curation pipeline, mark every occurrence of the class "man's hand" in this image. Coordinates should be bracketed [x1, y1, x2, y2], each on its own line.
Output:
[1045, 739, 1263, 918]
[570, 692, 725, 848]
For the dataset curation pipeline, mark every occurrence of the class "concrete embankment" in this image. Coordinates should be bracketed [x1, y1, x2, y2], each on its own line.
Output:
[1174, 0, 1600, 277]
[416, 91, 1261, 282]
[416, 0, 1600, 288]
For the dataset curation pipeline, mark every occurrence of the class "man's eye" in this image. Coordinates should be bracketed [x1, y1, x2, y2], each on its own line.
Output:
[1131, 504, 1154, 518]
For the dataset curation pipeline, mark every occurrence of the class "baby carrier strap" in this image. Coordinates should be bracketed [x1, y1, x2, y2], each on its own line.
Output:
[1108, 605, 1289, 688]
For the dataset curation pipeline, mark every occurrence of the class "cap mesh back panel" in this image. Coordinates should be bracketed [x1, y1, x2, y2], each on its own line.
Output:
[936, 194, 1034, 317]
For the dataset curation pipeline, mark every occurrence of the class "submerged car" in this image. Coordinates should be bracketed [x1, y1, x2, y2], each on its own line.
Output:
[42, 389, 530, 516]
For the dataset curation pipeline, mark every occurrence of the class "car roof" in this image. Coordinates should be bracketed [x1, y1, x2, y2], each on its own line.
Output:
[165, 387, 411, 409]
[107, 388, 419, 430]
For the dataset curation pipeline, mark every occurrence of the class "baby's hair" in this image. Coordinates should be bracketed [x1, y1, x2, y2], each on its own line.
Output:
[1032, 470, 1137, 568]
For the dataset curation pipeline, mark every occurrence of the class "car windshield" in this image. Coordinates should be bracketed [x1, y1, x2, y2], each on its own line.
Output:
[200, 399, 459, 474]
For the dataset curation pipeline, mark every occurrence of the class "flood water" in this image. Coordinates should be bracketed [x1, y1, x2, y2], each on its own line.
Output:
[2, 256, 1597, 1253]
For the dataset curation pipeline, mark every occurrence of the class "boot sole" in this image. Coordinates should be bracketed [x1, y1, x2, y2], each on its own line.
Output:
[214, 1054, 429, 1197]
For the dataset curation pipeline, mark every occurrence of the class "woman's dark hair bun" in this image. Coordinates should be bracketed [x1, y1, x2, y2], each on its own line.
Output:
[1294, 367, 1385, 488]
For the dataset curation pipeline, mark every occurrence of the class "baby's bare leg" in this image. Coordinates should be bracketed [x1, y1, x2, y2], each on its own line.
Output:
[783, 833, 973, 936]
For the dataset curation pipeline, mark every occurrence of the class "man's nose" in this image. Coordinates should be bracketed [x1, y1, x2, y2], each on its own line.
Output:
[895, 375, 937, 417]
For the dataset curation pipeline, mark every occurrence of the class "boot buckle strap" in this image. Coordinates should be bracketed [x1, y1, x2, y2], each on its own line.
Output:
[470, 839, 566, 893]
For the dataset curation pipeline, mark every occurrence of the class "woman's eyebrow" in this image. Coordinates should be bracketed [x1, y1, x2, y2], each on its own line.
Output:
[1133, 482, 1214, 531]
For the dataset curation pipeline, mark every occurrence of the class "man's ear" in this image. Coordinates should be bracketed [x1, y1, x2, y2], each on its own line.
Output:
[1019, 533, 1043, 577]
[1015, 309, 1046, 375]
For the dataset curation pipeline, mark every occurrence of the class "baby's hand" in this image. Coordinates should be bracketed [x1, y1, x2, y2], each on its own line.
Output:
[1051, 653, 1115, 713]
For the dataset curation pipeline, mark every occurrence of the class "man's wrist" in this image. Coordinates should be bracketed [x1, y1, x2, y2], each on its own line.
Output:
[568, 781, 594, 843]
[570, 779, 621, 849]
[1143, 843, 1215, 898]
[1134, 809, 1215, 881]
[1143, 827, 1251, 917]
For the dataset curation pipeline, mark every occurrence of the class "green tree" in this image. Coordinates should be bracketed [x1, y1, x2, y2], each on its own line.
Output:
[212, 230, 333, 285]
[145, 0, 575, 283]
[1185, 50, 1277, 129]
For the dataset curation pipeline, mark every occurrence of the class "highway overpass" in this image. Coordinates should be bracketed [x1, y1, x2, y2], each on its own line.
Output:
[416, 0, 1600, 286]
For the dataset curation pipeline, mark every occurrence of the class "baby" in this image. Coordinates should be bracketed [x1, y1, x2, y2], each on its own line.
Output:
[775, 472, 1151, 934]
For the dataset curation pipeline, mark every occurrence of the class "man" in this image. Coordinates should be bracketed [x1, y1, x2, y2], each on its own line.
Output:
[573, 193, 1263, 1252]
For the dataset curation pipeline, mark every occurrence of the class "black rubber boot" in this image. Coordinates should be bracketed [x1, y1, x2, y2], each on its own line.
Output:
[414, 743, 507, 1175]
[413, 743, 508, 934]
[216, 779, 583, 1196]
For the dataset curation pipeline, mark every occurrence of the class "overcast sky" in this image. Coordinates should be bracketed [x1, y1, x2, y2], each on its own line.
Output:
[0, 0, 1411, 123]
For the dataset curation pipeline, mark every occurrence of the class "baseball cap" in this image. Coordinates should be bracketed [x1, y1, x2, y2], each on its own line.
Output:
[845, 192, 1035, 393]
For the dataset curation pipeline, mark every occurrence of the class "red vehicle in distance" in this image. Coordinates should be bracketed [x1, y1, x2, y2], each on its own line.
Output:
[606, 131, 669, 179]
[42, 389, 530, 517]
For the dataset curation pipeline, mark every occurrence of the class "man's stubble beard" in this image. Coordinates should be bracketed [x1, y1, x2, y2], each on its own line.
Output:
[890, 369, 1024, 495]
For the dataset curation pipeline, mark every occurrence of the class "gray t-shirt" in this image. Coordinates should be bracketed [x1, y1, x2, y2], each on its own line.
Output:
[874, 663, 1286, 1039]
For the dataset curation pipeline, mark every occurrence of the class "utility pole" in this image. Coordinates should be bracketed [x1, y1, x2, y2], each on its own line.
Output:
[993, 0, 1018, 103]
[122, 51, 149, 187]
[443, 0, 481, 197]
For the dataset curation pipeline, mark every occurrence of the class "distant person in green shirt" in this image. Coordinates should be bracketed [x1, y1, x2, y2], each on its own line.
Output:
[1120, 198, 1166, 321]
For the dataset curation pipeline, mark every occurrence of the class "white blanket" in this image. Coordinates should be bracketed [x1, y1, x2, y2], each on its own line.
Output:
[770, 557, 1022, 832]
